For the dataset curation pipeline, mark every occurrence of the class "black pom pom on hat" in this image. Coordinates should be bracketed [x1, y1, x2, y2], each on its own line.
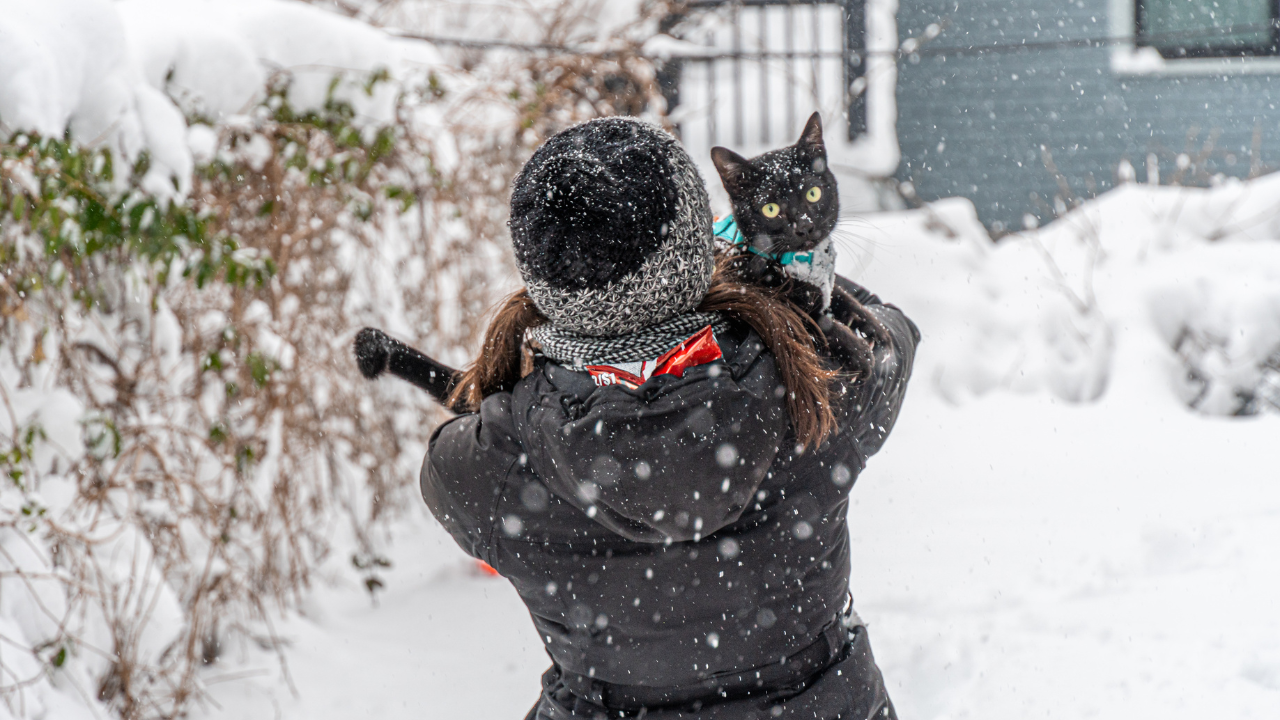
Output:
[509, 117, 714, 338]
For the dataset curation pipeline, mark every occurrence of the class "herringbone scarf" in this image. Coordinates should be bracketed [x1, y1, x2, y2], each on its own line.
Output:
[527, 311, 729, 371]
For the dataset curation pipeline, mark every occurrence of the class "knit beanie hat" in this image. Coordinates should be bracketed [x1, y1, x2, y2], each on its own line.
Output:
[509, 117, 715, 338]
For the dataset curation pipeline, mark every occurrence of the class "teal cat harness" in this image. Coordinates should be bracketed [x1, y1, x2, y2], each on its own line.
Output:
[712, 215, 814, 266]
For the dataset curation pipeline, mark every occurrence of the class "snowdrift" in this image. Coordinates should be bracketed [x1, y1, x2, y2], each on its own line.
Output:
[844, 178, 1280, 416]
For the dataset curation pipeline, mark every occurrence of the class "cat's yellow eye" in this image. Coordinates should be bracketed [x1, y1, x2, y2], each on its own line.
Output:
[761, 203, 780, 218]
[806, 186, 822, 202]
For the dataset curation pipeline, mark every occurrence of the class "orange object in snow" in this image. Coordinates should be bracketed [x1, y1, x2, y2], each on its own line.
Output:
[475, 560, 500, 576]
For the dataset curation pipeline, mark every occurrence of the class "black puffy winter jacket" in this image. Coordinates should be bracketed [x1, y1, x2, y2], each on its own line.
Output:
[422, 281, 918, 719]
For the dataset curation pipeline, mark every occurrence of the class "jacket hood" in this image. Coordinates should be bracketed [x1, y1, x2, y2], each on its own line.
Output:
[511, 327, 790, 543]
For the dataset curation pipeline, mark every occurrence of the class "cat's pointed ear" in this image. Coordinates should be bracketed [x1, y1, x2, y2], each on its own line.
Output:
[711, 146, 755, 194]
[798, 112, 825, 153]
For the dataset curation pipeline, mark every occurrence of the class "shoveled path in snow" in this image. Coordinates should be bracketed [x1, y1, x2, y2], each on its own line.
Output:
[192, 385, 1280, 720]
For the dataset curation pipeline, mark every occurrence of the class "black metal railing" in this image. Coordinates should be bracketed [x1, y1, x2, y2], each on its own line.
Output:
[660, 0, 866, 146]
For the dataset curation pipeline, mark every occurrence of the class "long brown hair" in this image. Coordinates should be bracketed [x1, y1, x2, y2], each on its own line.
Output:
[447, 260, 840, 448]
[444, 290, 545, 413]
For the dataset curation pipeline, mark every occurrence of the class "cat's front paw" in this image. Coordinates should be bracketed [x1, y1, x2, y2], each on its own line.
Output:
[784, 283, 827, 317]
[354, 327, 391, 379]
[826, 321, 875, 378]
[847, 305, 891, 348]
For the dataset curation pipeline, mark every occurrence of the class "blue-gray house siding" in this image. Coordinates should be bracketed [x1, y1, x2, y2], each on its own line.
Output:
[895, 0, 1280, 232]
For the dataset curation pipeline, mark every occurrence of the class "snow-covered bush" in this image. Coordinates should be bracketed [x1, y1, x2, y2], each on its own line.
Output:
[0, 77, 432, 718]
[1151, 244, 1280, 416]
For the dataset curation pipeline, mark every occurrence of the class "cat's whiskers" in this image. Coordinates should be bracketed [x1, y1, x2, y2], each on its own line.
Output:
[747, 232, 793, 255]
[830, 225, 898, 252]
[829, 227, 910, 269]
[828, 227, 875, 254]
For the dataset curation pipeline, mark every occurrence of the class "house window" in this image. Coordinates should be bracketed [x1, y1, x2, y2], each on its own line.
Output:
[1136, 0, 1279, 57]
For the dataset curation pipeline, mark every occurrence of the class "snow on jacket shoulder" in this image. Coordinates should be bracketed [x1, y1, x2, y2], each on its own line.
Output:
[422, 286, 918, 710]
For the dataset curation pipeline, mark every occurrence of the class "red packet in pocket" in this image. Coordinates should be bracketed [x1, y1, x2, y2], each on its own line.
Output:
[585, 325, 722, 389]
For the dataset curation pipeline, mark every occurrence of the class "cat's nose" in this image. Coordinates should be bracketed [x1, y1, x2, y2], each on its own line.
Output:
[793, 219, 815, 238]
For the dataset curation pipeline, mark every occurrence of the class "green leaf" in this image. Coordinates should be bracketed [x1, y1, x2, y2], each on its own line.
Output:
[246, 352, 276, 388]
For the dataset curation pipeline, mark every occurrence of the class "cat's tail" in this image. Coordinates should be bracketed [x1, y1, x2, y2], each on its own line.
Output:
[354, 328, 460, 408]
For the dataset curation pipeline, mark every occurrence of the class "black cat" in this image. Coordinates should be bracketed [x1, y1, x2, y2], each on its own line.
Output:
[710, 112, 888, 372]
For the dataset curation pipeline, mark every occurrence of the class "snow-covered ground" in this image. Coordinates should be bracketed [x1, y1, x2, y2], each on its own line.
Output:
[188, 182, 1280, 720]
